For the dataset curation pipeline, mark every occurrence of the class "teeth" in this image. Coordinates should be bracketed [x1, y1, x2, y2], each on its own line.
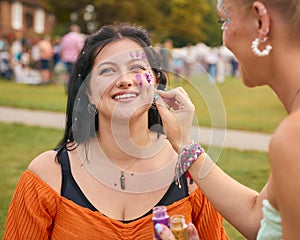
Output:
[114, 93, 137, 100]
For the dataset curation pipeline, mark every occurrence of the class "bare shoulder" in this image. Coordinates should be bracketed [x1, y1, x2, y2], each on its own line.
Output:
[269, 110, 300, 212]
[271, 111, 300, 146]
[28, 150, 62, 193]
[269, 110, 300, 165]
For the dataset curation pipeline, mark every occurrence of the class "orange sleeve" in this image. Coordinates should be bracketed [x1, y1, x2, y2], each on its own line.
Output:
[191, 189, 229, 240]
[4, 170, 59, 240]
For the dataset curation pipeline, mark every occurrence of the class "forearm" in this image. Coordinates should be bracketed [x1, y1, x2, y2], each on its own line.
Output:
[188, 153, 267, 240]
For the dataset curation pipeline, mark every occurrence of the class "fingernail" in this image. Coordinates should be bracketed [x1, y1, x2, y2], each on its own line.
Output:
[153, 93, 159, 102]
[154, 223, 164, 235]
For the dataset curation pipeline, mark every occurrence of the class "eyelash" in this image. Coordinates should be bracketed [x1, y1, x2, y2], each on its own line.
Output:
[218, 18, 225, 24]
[218, 18, 230, 30]
[99, 68, 115, 75]
[99, 65, 146, 75]
[130, 65, 145, 71]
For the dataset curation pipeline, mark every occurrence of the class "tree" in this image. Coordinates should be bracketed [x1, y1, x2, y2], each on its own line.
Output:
[43, 0, 222, 46]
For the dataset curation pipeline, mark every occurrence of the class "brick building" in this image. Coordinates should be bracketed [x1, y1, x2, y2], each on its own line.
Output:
[0, 0, 55, 38]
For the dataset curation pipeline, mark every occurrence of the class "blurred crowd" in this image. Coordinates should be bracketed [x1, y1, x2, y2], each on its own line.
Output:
[0, 24, 85, 85]
[0, 27, 239, 85]
[156, 39, 239, 84]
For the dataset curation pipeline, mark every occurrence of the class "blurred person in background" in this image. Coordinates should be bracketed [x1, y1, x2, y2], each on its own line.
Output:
[60, 24, 85, 87]
[38, 35, 53, 84]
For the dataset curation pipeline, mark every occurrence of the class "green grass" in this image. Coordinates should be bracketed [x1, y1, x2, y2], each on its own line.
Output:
[0, 122, 64, 237]
[0, 77, 279, 238]
[217, 149, 269, 239]
[0, 122, 269, 239]
[0, 80, 67, 112]
[170, 76, 286, 133]
[0, 77, 286, 133]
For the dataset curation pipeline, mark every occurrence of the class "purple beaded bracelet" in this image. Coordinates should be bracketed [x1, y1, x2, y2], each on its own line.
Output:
[175, 141, 205, 188]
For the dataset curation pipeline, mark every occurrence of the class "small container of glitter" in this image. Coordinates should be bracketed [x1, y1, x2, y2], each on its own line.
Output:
[152, 206, 170, 239]
[170, 215, 188, 240]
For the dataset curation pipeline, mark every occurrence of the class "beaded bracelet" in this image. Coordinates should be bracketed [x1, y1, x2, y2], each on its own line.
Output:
[175, 141, 205, 188]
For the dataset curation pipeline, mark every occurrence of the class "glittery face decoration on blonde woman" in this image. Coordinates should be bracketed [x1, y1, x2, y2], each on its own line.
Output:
[217, 0, 232, 31]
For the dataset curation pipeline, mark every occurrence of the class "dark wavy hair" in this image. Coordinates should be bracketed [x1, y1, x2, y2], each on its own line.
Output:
[56, 23, 167, 160]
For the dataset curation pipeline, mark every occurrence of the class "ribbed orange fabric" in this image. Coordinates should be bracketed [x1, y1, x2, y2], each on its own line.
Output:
[4, 170, 229, 240]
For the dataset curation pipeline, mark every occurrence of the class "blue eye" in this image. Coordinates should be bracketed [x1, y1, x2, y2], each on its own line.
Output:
[100, 68, 115, 75]
[131, 65, 145, 71]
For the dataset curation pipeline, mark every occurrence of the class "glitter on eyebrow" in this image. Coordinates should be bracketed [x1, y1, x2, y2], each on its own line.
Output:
[144, 72, 152, 83]
[135, 74, 143, 87]
[130, 51, 134, 59]
[142, 53, 147, 59]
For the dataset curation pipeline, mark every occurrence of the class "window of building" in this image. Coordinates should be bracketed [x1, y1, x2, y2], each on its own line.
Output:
[11, 2, 23, 30]
[34, 8, 45, 34]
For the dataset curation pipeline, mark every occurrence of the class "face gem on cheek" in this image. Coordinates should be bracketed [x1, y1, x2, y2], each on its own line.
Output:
[135, 74, 143, 87]
[144, 72, 152, 83]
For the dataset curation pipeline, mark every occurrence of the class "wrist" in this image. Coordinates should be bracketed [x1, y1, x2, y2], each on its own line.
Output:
[172, 139, 191, 153]
[175, 141, 205, 184]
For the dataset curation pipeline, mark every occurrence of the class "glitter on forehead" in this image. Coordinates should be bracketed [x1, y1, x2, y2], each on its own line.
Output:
[135, 50, 140, 58]
[129, 51, 134, 59]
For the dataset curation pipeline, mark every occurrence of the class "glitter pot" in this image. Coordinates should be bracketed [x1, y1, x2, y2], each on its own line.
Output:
[170, 215, 188, 240]
[152, 206, 169, 240]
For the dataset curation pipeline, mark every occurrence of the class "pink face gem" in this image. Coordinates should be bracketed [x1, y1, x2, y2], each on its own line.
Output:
[135, 74, 143, 87]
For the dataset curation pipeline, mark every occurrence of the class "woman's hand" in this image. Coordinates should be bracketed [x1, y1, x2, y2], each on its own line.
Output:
[155, 87, 195, 153]
[154, 223, 200, 240]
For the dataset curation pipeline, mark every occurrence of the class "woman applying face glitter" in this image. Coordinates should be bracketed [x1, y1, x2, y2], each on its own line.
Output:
[156, 0, 300, 239]
[4, 23, 228, 240]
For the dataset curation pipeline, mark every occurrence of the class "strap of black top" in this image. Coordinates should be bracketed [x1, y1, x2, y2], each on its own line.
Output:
[58, 148, 189, 220]
[59, 149, 97, 211]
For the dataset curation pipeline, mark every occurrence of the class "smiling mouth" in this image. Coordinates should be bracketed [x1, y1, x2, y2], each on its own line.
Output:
[113, 93, 138, 100]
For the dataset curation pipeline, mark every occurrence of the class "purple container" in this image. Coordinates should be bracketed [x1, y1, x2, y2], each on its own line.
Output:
[152, 206, 170, 240]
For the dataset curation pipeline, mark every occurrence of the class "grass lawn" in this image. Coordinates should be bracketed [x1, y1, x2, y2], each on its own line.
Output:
[0, 80, 67, 112]
[0, 122, 269, 239]
[0, 77, 286, 133]
[0, 76, 277, 238]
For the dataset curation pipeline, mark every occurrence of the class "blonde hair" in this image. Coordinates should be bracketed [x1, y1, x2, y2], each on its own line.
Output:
[242, 0, 300, 34]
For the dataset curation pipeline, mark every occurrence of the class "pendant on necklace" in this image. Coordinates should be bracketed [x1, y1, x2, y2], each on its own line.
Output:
[120, 171, 126, 190]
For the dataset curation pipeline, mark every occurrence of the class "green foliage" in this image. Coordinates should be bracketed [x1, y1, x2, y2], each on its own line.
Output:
[0, 122, 269, 239]
[44, 0, 221, 46]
